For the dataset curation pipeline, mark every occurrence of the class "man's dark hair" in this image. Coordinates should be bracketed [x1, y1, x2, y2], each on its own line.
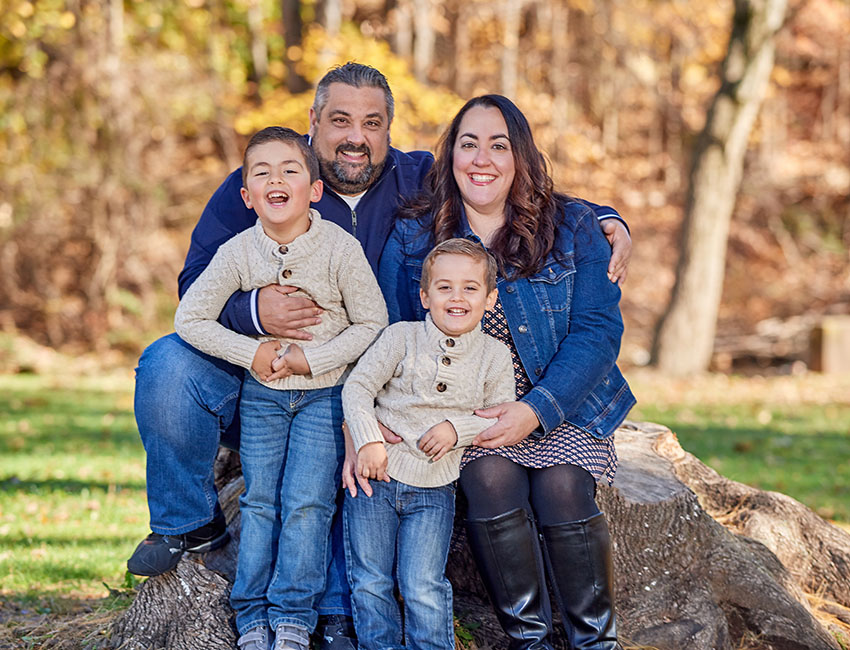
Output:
[242, 126, 319, 186]
[312, 62, 394, 124]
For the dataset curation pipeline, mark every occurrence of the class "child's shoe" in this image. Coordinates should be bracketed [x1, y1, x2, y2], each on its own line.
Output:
[237, 626, 272, 650]
[273, 624, 310, 650]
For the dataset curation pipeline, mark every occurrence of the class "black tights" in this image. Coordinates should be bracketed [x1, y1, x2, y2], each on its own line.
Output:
[459, 455, 599, 525]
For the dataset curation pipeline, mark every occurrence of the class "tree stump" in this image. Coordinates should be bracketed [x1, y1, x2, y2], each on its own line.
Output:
[110, 423, 850, 650]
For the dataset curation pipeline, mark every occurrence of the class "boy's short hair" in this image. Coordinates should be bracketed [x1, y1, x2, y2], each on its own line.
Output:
[420, 238, 498, 293]
[242, 126, 320, 186]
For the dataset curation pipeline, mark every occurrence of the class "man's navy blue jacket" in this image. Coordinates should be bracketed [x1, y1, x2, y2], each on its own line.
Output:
[178, 146, 434, 336]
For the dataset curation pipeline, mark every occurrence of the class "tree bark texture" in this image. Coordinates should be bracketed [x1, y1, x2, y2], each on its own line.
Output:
[109, 423, 849, 649]
[281, 0, 309, 93]
[412, 0, 434, 83]
[652, 0, 789, 375]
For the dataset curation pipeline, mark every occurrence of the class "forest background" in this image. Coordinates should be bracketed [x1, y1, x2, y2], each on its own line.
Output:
[1, 0, 849, 371]
[2, 0, 850, 645]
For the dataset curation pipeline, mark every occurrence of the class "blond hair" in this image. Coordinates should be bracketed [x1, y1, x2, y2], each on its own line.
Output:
[420, 238, 497, 293]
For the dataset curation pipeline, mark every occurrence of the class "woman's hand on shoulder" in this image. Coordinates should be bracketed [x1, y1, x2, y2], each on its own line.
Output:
[472, 402, 540, 448]
[599, 219, 631, 285]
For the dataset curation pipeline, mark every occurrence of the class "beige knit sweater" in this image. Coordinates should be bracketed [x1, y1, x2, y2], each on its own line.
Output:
[342, 314, 515, 488]
[174, 210, 388, 390]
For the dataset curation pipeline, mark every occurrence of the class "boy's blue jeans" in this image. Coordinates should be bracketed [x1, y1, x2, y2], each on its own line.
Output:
[230, 377, 345, 635]
[134, 333, 350, 618]
[343, 478, 456, 650]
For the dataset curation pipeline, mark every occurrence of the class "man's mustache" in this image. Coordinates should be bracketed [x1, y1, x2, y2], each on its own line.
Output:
[335, 142, 371, 158]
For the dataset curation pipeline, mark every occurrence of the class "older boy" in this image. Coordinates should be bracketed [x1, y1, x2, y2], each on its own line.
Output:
[174, 127, 387, 650]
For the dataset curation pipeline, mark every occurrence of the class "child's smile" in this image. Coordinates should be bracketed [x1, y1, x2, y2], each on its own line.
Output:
[240, 140, 323, 244]
[419, 253, 498, 337]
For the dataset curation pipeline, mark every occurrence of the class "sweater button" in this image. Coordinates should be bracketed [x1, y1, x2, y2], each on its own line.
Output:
[278, 245, 288, 254]
[518, 325, 528, 334]
[445, 338, 455, 347]
[442, 357, 451, 366]
[436, 382, 447, 392]
[282, 269, 292, 279]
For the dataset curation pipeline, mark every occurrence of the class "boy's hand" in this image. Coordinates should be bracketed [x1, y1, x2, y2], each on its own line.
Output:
[341, 422, 374, 498]
[418, 420, 458, 462]
[281, 344, 311, 375]
[252, 340, 283, 381]
[356, 441, 389, 484]
[379, 420, 404, 444]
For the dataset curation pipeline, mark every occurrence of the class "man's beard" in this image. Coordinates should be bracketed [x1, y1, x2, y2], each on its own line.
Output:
[318, 142, 386, 195]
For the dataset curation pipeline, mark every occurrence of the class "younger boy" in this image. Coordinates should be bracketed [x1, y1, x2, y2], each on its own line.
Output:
[174, 126, 387, 650]
[341, 238, 515, 650]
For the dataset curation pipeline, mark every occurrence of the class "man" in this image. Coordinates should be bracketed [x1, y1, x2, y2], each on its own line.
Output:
[128, 62, 632, 650]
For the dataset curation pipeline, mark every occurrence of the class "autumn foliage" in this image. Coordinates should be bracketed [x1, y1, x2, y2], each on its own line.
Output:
[0, 0, 847, 367]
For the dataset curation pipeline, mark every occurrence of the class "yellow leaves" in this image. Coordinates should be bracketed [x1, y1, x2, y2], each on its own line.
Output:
[16, 1, 34, 18]
[772, 65, 793, 87]
[236, 24, 464, 150]
[58, 10, 75, 29]
[8, 19, 26, 39]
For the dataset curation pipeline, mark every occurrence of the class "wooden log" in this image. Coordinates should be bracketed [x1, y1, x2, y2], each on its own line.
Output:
[109, 423, 850, 650]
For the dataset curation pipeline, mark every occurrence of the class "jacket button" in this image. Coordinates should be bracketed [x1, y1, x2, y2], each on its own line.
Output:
[282, 269, 292, 279]
[595, 427, 603, 435]
[436, 382, 447, 392]
[278, 245, 288, 254]
[534, 367, 542, 376]
[445, 338, 455, 347]
[518, 325, 528, 334]
[505, 285, 515, 293]
[442, 357, 451, 366]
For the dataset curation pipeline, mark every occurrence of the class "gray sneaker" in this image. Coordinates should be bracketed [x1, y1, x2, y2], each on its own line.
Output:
[273, 624, 310, 650]
[238, 627, 272, 650]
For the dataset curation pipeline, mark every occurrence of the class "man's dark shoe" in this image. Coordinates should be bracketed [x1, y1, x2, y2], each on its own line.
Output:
[315, 615, 357, 650]
[127, 513, 230, 576]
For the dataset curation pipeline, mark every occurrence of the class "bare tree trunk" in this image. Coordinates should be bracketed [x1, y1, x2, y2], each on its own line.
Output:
[316, 0, 342, 67]
[392, 0, 413, 59]
[651, 0, 789, 375]
[549, 1, 570, 162]
[412, 0, 434, 82]
[451, 1, 470, 97]
[247, 0, 268, 81]
[322, 0, 342, 37]
[110, 425, 850, 650]
[282, 0, 309, 93]
[501, 0, 522, 99]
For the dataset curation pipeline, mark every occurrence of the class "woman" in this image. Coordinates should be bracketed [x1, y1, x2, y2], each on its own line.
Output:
[378, 95, 635, 650]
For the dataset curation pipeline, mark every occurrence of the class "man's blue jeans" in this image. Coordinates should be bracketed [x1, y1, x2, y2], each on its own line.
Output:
[343, 478, 456, 650]
[230, 378, 344, 634]
[134, 333, 351, 616]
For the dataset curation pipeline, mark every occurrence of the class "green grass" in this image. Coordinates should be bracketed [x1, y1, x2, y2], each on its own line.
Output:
[1, 369, 848, 613]
[0, 373, 147, 605]
[628, 370, 850, 524]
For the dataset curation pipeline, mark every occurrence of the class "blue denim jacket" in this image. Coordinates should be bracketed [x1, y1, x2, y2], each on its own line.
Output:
[377, 201, 635, 440]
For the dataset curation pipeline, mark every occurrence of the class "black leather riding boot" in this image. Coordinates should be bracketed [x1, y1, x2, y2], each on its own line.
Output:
[466, 508, 554, 650]
[541, 513, 620, 650]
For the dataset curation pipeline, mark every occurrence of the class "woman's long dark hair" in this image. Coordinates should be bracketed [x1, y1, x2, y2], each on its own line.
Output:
[401, 94, 570, 278]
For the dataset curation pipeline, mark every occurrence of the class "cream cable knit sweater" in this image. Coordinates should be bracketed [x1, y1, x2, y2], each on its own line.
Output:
[342, 314, 515, 488]
[175, 210, 388, 390]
